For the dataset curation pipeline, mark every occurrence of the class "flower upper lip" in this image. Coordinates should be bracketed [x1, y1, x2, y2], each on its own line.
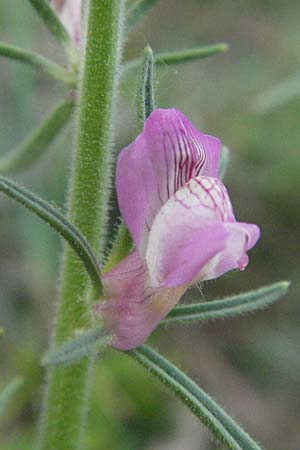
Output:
[116, 108, 222, 257]
[116, 108, 259, 287]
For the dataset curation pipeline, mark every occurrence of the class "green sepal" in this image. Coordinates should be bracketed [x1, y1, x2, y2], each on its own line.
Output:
[103, 222, 133, 273]
[136, 45, 156, 128]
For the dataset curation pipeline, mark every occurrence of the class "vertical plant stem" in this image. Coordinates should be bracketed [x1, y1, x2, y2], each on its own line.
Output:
[38, 1, 125, 449]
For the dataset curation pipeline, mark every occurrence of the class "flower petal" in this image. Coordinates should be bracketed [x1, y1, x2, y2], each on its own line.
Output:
[116, 109, 221, 257]
[96, 250, 186, 350]
[146, 176, 259, 287]
[197, 221, 260, 281]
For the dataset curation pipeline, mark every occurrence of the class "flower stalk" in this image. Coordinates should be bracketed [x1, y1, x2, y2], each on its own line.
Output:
[37, 1, 125, 449]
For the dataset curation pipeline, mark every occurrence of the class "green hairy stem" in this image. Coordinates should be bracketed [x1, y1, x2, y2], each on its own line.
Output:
[37, 1, 125, 449]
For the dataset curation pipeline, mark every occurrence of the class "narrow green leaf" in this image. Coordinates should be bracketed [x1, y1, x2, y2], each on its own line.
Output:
[252, 75, 300, 114]
[127, 0, 159, 30]
[123, 43, 229, 75]
[163, 282, 290, 324]
[103, 222, 133, 273]
[0, 100, 73, 174]
[0, 378, 23, 418]
[129, 345, 264, 450]
[42, 327, 111, 366]
[0, 176, 103, 296]
[0, 41, 75, 84]
[155, 44, 229, 65]
[136, 45, 156, 129]
[218, 145, 230, 180]
[27, 0, 71, 48]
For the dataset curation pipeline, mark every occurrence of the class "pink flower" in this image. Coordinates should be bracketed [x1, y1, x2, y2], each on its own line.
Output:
[51, 0, 81, 45]
[96, 109, 260, 350]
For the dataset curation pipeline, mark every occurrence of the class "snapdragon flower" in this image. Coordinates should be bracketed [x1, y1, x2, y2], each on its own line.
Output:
[96, 109, 260, 350]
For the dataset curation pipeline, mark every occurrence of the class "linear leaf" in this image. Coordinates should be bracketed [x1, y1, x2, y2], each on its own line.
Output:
[0, 41, 75, 84]
[155, 44, 229, 65]
[27, 0, 71, 48]
[163, 282, 290, 324]
[0, 176, 103, 296]
[0, 378, 23, 418]
[127, 0, 159, 30]
[43, 327, 111, 366]
[123, 43, 229, 75]
[252, 75, 300, 114]
[129, 345, 264, 450]
[0, 100, 73, 174]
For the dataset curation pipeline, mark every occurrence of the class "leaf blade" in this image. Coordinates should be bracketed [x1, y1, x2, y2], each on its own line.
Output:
[123, 43, 229, 75]
[0, 41, 75, 84]
[0, 176, 103, 296]
[43, 327, 111, 366]
[127, 0, 159, 30]
[163, 282, 290, 324]
[27, 0, 71, 48]
[0, 378, 23, 418]
[0, 100, 73, 174]
[129, 345, 264, 450]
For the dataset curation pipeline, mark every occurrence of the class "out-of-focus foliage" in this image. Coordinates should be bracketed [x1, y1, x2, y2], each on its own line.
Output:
[0, 0, 299, 449]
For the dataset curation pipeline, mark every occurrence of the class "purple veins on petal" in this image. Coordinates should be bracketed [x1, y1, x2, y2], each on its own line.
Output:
[116, 108, 221, 257]
[146, 176, 259, 288]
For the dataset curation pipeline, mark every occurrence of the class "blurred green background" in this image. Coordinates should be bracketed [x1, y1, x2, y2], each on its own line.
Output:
[1, 1, 300, 449]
